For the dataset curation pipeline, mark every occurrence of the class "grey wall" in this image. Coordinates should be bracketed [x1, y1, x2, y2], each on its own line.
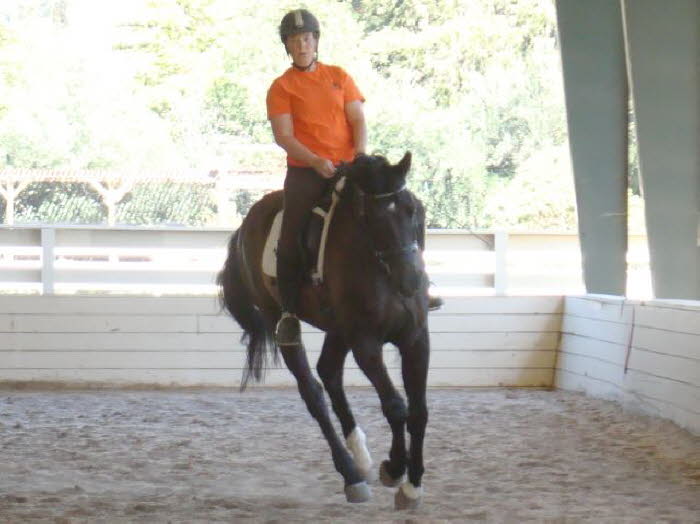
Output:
[556, 0, 628, 296]
[556, 0, 699, 299]
[622, 0, 699, 299]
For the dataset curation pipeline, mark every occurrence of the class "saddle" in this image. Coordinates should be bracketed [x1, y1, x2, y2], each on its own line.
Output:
[262, 177, 345, 285]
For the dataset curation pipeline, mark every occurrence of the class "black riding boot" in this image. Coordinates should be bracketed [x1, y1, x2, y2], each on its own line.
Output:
[275, 256, 302, 346]
[275, 166, 330, 345]
[417, 216, 443, 311]
[428, 294, 444, 311]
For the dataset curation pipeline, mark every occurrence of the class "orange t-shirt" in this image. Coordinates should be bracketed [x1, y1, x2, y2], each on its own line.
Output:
[266, 62, 365, 167]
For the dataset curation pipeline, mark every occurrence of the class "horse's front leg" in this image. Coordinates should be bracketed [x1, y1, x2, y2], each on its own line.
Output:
[351, 339, 408, 489]
[317, 333, 375, 482]
[395, 327, 430, 510]
[280, 344, 371, 503]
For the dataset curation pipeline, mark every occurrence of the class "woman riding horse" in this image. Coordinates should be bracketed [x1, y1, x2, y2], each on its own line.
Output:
[267, 9, 441, 347]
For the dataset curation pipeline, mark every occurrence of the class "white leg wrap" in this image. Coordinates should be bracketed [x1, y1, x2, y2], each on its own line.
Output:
[346, 427, 373, 475]
[400, 482, 423, 500]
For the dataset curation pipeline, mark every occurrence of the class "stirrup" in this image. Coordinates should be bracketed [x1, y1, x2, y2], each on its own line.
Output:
[428, 295, 444, 311]
[275, 312, 301, 346]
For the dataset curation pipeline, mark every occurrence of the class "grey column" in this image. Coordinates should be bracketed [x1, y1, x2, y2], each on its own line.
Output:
[556, 0, 629, 296]
[622, 0, 700, 299]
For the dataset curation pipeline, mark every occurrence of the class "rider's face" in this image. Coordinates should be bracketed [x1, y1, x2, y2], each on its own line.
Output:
[286, 32, 317, 68]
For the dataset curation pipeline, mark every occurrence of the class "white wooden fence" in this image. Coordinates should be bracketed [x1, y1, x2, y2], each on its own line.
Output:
[0, 225, 653, 296]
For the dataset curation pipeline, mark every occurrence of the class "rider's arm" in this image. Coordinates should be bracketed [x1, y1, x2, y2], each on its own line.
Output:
[345, 100, 367, 155]
[270, 114, 335, 178]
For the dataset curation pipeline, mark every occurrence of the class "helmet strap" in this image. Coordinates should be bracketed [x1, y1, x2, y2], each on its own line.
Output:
[292, 57, 317, 71]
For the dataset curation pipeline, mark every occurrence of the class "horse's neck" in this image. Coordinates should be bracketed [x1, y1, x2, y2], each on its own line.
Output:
[333, 199, 378, 274]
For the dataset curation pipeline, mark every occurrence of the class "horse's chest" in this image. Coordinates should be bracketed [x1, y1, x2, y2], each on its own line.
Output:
[361, 296, 423, 337]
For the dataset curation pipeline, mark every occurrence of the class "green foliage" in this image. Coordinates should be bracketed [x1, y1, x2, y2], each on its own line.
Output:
[203, 76, 270, 141]
[482, 145, 576, 230]
[0, 0, 581, 230]
[15, 182, 104, 224]
[205, 77, 249, 135]
[628, 105, 641, 196]
[117, 0, 218, 87]
[353, 0, 460, 33]
[117, 181, 216, 226]
[232, 190, 256, 219]
[354, 0, 567, 228]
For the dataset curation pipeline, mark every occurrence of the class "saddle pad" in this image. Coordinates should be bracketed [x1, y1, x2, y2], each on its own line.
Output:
[261, 176, 344, 281]
[262, 210, 283, 277]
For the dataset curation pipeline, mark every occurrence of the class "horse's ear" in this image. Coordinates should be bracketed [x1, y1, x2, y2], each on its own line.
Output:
[395, 151, 412, 176]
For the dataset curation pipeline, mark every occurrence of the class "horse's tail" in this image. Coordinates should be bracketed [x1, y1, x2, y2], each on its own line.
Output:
[217, 229, 277, 391]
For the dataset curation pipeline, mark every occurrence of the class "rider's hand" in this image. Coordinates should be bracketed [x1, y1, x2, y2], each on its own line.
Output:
[311, 156, 336, 179]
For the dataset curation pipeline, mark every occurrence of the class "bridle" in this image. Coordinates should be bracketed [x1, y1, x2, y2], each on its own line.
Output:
[349, 180, 420, 276]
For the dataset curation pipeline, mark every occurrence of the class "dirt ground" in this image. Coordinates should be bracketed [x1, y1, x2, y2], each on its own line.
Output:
[0, 387, 698, 523]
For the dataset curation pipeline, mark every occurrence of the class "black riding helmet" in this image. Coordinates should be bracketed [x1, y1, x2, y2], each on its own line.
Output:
[279, 9, 320, 46]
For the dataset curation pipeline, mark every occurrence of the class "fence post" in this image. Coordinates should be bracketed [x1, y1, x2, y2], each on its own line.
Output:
[494, 230, 508, 295]
[41, 228, 55, 295]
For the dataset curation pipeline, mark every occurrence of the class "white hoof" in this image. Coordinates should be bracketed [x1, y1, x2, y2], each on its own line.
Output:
[395, 482, 423, 510]
[346, 427, 375, 482]
[345, 481, 372, 503]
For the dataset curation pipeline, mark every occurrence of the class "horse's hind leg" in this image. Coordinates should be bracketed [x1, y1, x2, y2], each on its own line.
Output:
[280, 344, 371, 503]
[317, 333, 374, 481]
[351, 340, 408, 488]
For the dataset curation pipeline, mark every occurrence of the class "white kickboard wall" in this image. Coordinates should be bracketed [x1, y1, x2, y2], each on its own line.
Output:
[555, 295, 700, 435]
[0, 295, 562, 389]
[1, 294, 697, 434]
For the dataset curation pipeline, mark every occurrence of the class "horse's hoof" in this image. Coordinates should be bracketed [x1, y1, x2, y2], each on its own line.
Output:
[394, 482, 423, 510]
[379, 460, 403, 488]
[358, 465, 377, 483]
[345, 481, 372, 503]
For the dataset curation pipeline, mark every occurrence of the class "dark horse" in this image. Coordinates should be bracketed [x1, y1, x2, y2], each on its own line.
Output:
[217, 153, 430, 509]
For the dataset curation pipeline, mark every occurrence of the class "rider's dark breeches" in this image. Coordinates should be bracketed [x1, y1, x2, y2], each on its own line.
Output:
[277, 166, 330, 314]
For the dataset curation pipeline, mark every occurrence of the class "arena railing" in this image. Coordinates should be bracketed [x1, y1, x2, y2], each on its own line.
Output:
[0, 225, 653, 297]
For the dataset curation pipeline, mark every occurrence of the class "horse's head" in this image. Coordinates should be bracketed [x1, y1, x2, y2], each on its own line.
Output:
[340, 152, 425, 298]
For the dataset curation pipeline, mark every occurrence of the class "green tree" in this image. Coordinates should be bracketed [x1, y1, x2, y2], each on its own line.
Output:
[0, 0, 575, 230]
[117, 181, 215, 226]
[15, 182, 104, 224]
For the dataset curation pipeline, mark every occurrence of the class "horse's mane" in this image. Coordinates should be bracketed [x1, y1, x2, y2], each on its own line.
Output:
[337, 154, 408, 196]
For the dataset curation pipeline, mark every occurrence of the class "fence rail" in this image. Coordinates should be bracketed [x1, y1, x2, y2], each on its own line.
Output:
[0, 225, 653, 297]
